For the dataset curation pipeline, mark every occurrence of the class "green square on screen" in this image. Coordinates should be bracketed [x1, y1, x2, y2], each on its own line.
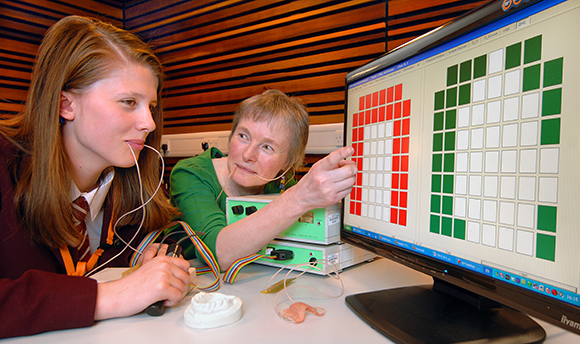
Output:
[505, 42, 522, 69]
[433, 133, 443, 152]
[473, 55, 487, 79]
[444, 153, 455, 172]
[522, 64, 540, 92]
[458, 84, 471, 105]
[442, 196, 453, 215]
[447, 65, 458, 86]
[443, 175, 454, 194]
[445, 132, 456, 151]
[446, 87, 457, 108]
[431, 174, 442, 193]
[434, 112, 444, 131]
[445, 110, 456, 130]
[544, 57, 563, 87]
[541, 118, 561, 145]
[460, 60, 472, 83]
[454, 219, 466, 240]
[542, 88, 562, 116]
[524, 35, 542, 64]
[441, 217, 452, 236]
[536, 234, 555, 262]
[432, 154, 442, 172]
[537, 205, 557, 232]
[434, 91, 445, 110]
[431, 194, 441, 213]
[430, 214, 440, 234]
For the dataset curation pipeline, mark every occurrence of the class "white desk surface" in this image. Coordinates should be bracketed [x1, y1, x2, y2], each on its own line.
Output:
[5, 258, 579, 343]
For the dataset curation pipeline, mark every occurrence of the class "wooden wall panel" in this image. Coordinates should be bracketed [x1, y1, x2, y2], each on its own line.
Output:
[124, 0, 387, 135]
[0, 0, 123, 117]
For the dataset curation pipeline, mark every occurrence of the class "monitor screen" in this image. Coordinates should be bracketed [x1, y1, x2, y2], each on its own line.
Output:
[341, 0, 580, 342]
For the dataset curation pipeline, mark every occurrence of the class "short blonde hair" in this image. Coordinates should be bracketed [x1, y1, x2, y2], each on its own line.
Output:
[229, 89, 309, 171]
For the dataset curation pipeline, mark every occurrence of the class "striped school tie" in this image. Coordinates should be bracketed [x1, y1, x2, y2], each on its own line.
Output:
[72, 196, 91, 262]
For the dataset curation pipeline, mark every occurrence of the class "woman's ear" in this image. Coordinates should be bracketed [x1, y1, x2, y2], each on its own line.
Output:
[59, 91, 75, 121]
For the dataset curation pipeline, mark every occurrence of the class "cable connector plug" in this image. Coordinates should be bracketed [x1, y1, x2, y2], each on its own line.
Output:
[270, 249, 294, 260]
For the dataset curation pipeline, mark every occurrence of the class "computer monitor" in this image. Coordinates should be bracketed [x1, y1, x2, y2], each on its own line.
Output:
[341, 0, 580, 342]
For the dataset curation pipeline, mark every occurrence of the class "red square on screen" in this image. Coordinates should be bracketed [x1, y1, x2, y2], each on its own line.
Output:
[392, 173, 399, 189]
[357, 158, 363, 171]
[393, 138, 400, 155]
[372, 92, 378, 107]
[379, 106, 385, 122]
[400, 173, 408, 189]
[387, 87, 394, 103]
[391, 208, 398, 224]
[386, 104, 393, 120]
[399, 209, 407, 226]
[359, 97, 365, 111]
[393, 155, 400, 171]
[356, 187, 362, 201]
[357, 142, 363, 157]
[352, 144, 358, 156]
[356, 172, 362, 186]
[402, 137, 409, 154]
[394, 120, 401, 136]
[352, 128, 357, 142]
[356, 202, 361, 216]
[350, 201, 356, 215]
[371, 108, 377, 123]
[391, 191, 399, 206]
[403, 99, 411, 117]
[379, 89, 386, 105]
[394, 101, 401, 119]
[402, 118, 410, 135]
[401, 155, 409, 171]
[353, 113, 358, 128]
[358, 127, 364, 141]
[350, 188, 356, 200]
[395, 84, 402, 101]
[365, 110, 371, 125]
[400, 191, 408, 208]
[358, 112, 365, 126]
[366, 94, 372, 109]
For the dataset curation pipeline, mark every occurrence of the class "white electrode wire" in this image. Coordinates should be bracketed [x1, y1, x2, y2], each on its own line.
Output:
[268, 260, 344, 318]
[252, 165, 293, 182]
[85, 143, 164, 277]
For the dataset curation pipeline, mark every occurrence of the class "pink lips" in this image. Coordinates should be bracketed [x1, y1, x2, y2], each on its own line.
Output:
[235, 163, 256, 175]
[126, 140, 145, 151]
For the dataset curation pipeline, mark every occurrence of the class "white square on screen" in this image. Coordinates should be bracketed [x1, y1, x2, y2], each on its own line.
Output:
[363, 142, 370, 155]
[469, 175, 482, 196]
[504, 69, 520, 95]
[457, 130, 469, 150]
[471, 128, 484, 149]
[378, 123, 385, 138]
[467, 222, 480, 243]
[370, 141, 377, 155]
[371, 125, 377, 139]
[456, 175, 467, 195]
[385, 122, 393, 137]
[519, 149, 537, 173]
[500, 176, 516, 199]
[487, 101, 501, 123]
[522, 93, 539, 119]
[518, 177, 536, 201]
[516, 230, 533, 256]
[520, 121, 538, 146]
[455, 197, 466, 217]
[470, 152, 483, 173]
[385, 139, 393, 155]
[539, 177, 558, 203]
[502, 123, 518, 147]
[483, 200, 498, 222]
[482, 224, 496, 247]
[499, 201, 515, 225]
[501, 150, 517, 173]
[489, 49, 504, 74]
[468, 198, 481, 220]
[458, 107, 470, 127]
[384, 173, 391, 188]
[485, 151, 499, 173]
[363, 157, 369, 171]
[361, 203, 368, 217]
[472, 104, 485, 125]
[484, 176, 498, 197]
[473, 79, 486, 102]
[486, 126, 500, 148]
[517, 203, 535, 229]
[384, 156, 392, 172]
[362, 186, 369, 200]
[539, 148, 559, 174]
[364, 126, 370, 140]
[456, 152, 468, 172]
[488, 75, 503, 99]
[498, 226, 514, 251]
[503, 96, 520, 121]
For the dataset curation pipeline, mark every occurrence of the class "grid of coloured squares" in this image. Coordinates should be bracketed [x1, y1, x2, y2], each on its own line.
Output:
[349, 84, 411, 226]
[429, 34, 562, 262]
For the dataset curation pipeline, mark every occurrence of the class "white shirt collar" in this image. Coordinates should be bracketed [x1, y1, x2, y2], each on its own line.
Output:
[69, 170, 115, 221]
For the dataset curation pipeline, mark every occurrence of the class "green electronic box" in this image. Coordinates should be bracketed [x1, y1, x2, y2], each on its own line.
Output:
[226, 194, 341, 245]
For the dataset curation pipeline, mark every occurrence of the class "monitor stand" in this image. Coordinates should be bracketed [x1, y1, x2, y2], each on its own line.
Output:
[345, 278, 546, 344]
